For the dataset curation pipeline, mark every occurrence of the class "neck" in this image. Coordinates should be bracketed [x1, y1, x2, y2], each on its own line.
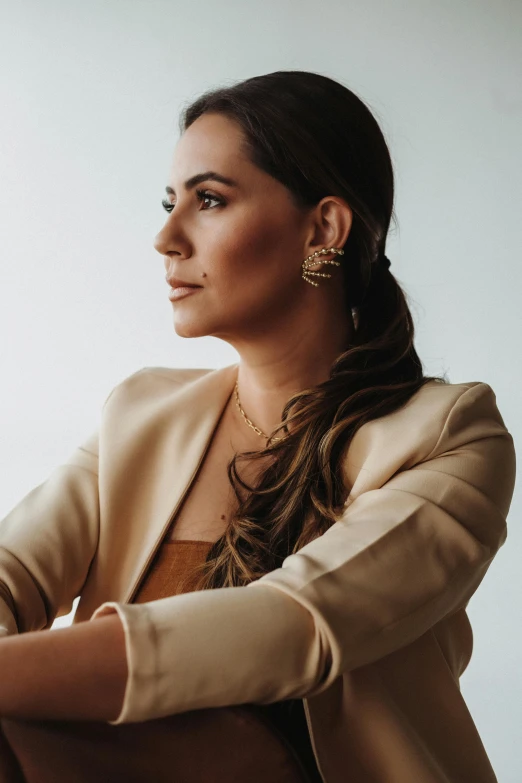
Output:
[230, 310, 355, 442]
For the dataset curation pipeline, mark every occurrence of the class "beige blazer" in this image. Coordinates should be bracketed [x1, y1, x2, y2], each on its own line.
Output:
[0, 364, 516, 783]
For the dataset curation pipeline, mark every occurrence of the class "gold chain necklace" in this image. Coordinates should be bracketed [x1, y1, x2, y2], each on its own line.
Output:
[234, 382, 285, 442]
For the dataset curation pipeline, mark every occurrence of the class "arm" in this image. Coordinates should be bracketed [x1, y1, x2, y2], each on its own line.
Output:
[89, 382, 516, 725]
[0, 429, 100, 637]
[0, 370, 144, 635]
[0, 614, 127, 722]
[0, 371, 156, 721]
[0, 383, 515, 725]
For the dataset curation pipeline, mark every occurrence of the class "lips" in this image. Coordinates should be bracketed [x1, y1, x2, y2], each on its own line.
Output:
[168, 285, 202, 302]
[166, 277, 202, 289]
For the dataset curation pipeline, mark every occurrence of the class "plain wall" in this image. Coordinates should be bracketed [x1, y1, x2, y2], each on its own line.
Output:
[1, 1, 520, 779]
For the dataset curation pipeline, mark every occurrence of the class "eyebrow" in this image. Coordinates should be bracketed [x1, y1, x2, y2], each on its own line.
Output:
[165, 171, 239, 195]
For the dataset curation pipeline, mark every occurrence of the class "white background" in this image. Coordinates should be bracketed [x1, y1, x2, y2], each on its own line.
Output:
[0, 1, 520, 779]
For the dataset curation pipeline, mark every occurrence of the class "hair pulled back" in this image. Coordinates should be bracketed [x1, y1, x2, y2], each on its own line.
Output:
[177, 70, 447, 591]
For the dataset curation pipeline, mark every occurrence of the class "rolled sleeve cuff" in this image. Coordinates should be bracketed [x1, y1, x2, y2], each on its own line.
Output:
[89, 585, 323, 726]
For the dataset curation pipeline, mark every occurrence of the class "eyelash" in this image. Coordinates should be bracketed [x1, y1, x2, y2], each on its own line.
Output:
[161, 189, 225, 213]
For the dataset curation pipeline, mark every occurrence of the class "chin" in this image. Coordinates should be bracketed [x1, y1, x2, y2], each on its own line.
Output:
[173, 325, 205, 339]
[172, 317, 212, 339]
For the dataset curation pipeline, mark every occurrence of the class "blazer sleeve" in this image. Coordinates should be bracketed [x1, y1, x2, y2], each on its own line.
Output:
[0, 369, 152, 637]
[91, 382, 517, 726]
[0, 429, 100, 637]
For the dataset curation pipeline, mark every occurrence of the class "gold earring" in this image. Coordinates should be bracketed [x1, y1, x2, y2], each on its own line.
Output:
[301, 247, 344, 287]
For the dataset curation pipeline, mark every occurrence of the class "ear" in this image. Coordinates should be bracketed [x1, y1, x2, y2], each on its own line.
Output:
[304, 196, 353, 260]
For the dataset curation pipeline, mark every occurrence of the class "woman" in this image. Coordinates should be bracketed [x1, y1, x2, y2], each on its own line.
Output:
[0, 70, 516, 783]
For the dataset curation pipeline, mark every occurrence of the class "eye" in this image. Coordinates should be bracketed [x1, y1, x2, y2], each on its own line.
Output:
[196, 189, 225, 209]
[161, 189, 225, 213]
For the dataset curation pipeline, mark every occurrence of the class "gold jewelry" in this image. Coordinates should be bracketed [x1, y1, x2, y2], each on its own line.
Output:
[301, 246, 344, 287]
[234, 382, 284, 442]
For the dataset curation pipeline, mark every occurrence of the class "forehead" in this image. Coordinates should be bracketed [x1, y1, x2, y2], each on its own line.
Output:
[170, 113, 248, 175]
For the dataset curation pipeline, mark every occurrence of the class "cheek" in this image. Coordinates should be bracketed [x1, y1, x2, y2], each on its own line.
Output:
[209, 210, 298, 291]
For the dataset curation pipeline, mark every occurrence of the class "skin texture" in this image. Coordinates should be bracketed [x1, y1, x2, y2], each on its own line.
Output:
[156, 112, 355, 441]
[0, 111, 355, 722]
[0, 616, 127, 722]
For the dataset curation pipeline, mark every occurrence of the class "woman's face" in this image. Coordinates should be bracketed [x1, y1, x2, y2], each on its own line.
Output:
[154, 112, 314, 341]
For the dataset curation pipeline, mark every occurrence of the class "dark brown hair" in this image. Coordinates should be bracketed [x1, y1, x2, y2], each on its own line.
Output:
[176, 70, 447, 590]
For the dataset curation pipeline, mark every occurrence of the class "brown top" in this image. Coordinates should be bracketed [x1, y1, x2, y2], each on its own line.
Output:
[132, 540, 213, 604]
[131, 538, 322, 782]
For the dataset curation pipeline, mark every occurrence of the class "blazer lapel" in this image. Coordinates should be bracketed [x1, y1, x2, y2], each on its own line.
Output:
[77, 363, 239, 617]
[124, 363, 240, 602]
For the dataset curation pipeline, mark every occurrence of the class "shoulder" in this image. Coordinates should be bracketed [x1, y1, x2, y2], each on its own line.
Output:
[357, 379, 504, 451]
[344, 379, 511, 496]
[102, 365, 216, 407]
[348, 380, 483, 456]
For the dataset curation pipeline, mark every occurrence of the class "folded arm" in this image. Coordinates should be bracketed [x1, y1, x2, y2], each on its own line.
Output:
[0, 383, 515, 727]
[91, 382, 516, 725]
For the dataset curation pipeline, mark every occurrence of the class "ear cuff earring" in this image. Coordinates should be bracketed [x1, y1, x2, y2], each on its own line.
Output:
[301, 247, 345, 287]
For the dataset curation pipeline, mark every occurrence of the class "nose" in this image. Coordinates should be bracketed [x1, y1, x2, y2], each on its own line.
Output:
[153, 227, 171, 258]
[153, 217, 190, 273]
[154, 234, 172, 275]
